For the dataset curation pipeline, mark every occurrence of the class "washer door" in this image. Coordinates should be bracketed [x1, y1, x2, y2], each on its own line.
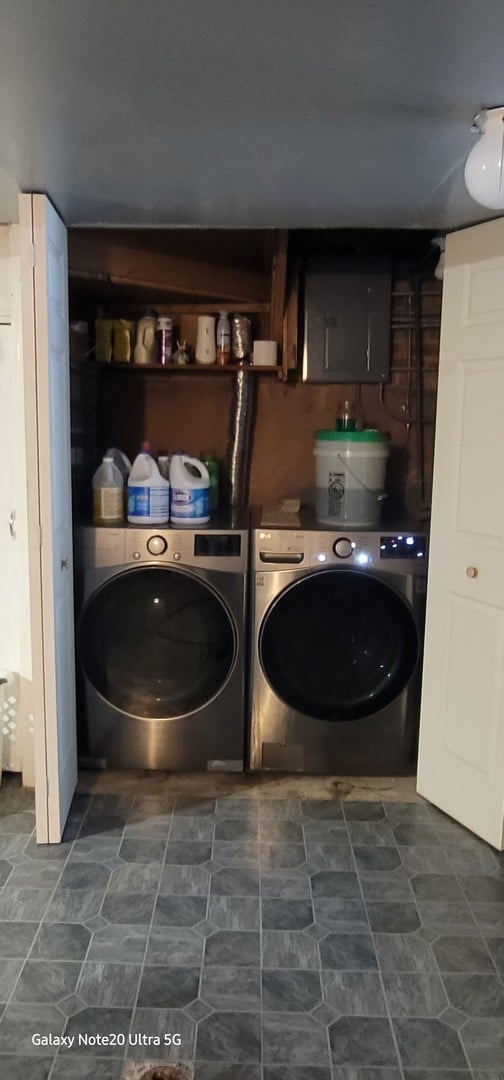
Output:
[78, 567, 236, 718]
[259, 569, 419, 721]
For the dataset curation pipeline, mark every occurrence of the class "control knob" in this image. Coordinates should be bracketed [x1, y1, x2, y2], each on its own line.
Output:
[147, 535, 167, 556]
[333, 537, 353, 559]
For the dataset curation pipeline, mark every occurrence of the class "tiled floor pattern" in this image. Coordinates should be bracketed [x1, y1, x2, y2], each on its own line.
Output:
[0, 783, 503, 1079]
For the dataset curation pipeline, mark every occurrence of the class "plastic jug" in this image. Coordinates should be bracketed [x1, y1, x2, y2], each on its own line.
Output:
[127, 451, 170, 524]
[169, 454, 210, 525]
[134, 310, 158, 365]
[157, 455, 171, 480]
[199, 450, 219, 513]
[93, 456, 124, 525]
[105, 447, 131, 482]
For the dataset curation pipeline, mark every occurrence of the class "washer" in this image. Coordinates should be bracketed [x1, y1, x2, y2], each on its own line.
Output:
[74, 518, 248, 770]
[249, 515, 428, 774]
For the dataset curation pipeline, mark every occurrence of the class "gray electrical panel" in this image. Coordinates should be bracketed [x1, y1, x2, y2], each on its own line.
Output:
[302, 255, 392, 383]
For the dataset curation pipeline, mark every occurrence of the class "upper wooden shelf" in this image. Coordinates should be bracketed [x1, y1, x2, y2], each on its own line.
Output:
[97, 362, 281, 376]
[68, 229, 277, 304]
[68, 227, 290, 379]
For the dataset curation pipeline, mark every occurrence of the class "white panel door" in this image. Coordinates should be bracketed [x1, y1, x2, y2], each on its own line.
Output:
[0, 228, 30, 676]
[19, 194, 77, 843]
[417, 217, 504, 850]
[0, 314, 21, 674]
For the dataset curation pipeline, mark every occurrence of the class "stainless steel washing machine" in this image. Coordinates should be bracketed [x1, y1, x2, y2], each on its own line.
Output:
[249, 514, 428, 774]
[74, 517, 248, 770]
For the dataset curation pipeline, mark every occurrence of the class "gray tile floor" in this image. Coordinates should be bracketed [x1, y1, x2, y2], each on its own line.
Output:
[0, 780, 503, 1079]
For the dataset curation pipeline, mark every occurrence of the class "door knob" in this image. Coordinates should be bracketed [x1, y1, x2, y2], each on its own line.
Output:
[466, 565, 478, 579]
[8, 510, 16, 538]
[61, 557, 69, 570]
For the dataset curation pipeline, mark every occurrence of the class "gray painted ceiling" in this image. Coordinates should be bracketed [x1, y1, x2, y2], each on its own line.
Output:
[1, 0, 504, 230]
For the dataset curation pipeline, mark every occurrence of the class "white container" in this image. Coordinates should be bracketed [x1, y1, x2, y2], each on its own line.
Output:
[314, 429, 389, 527]
[157, 455, 171, 480]
[127, 451, 170, 524]
[252, 340, 278, 367]
[93, 456, 125, 525]
[195, 316, 216, 365]
[169, 454, 210, 525]
[105, 447, 131, 482]
[134, 311, 158, 365]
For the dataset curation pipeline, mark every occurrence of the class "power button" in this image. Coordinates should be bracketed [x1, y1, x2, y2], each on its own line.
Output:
[147, 535, 167, 556]
[333, 538, 353, 559]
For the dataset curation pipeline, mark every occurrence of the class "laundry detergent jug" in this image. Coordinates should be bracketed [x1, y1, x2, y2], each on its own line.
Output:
[169, 454, 210, 525]
[92, 455, 124, 525]
[127, 451, 170, 524]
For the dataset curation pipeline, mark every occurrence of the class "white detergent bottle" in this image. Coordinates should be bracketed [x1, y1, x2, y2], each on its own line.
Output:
[169, 454, 210, 526]
[93, 456, 124, 525]
[105, 447, 131, 482]
[127, 451, 170, 525]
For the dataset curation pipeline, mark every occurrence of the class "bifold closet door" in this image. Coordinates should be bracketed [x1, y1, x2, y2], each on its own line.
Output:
[20, 193, 77, 843]
[417, 216, 504, 851]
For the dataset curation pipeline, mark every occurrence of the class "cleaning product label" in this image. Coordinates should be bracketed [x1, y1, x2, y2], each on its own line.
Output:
[93, 486, 124, 524]
[128, 486, 170, 518]
[328, 470, 345, 513]
[170, 487, 209, 520]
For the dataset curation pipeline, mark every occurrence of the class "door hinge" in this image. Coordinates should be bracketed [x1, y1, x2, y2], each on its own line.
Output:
[30, 243, 36, 270]
[38, 524, 43, 549]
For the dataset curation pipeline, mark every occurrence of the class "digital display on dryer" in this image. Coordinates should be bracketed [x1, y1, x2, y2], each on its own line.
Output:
[194, 534, 241, 557]
[380, 535, 426, 560]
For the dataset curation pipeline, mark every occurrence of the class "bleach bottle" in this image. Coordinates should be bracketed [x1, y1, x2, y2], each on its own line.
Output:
[169, 454, 210, 526]
[127, 450, 170, 525]
[92, 455, 124, 525]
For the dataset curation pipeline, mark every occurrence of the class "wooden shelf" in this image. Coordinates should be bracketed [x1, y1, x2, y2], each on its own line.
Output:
[97, 362, 281, 375]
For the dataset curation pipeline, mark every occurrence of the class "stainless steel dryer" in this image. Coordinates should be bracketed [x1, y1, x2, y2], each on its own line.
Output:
[249, 516, 428, 774]
[75, 518, 248, 770]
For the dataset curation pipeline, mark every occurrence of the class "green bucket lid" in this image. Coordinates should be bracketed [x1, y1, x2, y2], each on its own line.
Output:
[314, 428, 389, 442]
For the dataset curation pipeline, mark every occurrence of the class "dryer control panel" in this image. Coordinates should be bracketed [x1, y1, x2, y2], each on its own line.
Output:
[253, 527, 428, 574]
[379, 534, 426, 560]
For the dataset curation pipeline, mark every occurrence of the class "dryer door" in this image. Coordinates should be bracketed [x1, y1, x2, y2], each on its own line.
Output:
[77, 566, 236, 718]
[259, 569, 419, 721]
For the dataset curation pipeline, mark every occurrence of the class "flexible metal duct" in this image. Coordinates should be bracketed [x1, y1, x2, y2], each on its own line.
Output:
[223, 368, 256, 509]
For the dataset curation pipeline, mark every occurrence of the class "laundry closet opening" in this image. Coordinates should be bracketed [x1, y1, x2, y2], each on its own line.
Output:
[67, 227, 441, 777]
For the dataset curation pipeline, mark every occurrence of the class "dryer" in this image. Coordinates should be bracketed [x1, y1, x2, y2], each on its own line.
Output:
[249, 516, 428, 774]
[75, 519, 247, 771]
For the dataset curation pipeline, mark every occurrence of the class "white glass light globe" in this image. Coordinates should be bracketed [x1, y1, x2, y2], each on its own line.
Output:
[464, 107, 504, 210]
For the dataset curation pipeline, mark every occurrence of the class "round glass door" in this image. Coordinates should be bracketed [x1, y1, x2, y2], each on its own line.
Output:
[78, 567, 236, 718]
[260, 569, 419, 721]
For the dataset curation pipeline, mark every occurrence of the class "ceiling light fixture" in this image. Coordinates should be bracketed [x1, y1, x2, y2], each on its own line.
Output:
[464, 106, 504, 209]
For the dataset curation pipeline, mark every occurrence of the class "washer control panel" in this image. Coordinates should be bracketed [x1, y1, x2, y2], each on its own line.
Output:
[146, 535, 168, 556]
[333, 537, 353, 559]
[123, 529, 247, 572]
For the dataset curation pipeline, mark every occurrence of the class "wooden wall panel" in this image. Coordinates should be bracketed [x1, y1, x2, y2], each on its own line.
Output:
[97, 372, 232, 465]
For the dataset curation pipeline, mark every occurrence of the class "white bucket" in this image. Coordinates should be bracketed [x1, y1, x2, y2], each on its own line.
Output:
[314, 429, 389, 527]
[127, 452, 170, 524]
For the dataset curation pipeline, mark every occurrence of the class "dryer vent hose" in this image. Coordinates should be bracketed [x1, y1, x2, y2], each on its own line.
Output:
[223, 368, 256, 509]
